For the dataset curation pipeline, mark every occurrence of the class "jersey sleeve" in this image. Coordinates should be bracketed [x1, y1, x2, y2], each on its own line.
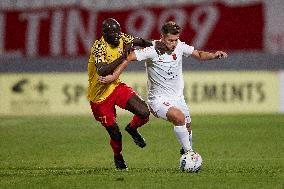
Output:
[121, 33, 135, 45]
[181, 42, 194, 57]
[89, 40, 107, 65]
[134, 46, 158, 61]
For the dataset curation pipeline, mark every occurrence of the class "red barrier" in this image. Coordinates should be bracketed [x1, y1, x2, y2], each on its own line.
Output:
[0, 3, 263, 57]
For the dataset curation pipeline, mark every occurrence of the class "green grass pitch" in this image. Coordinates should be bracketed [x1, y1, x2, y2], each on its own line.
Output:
[0, 114, 283, 189]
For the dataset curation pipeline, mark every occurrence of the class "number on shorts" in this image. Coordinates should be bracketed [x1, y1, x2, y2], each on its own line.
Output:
[97, 116, 107, 124]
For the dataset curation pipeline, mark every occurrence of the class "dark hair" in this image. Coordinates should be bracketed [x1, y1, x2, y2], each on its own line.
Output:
[161, 21, 180, 35]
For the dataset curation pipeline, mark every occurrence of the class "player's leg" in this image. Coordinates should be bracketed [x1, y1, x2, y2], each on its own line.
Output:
[90, 99, 127, 170]
[166, 107, 192, 153]
[179, 99, 193, 154]
[186, 122, 193, 150]
[180, 122, 193, 154]
[148, 96, 192, 153]
[125, 94, 150, 128]
[115, 84, 150, 148]
[124, 95, 150, 148]
[105, 123, 127, 170]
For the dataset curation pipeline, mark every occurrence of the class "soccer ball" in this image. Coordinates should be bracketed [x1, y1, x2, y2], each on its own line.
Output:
[179, 151, 202, 173]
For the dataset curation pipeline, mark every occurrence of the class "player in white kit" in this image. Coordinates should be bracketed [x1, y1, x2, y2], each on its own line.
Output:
[98, 21, 228, 155]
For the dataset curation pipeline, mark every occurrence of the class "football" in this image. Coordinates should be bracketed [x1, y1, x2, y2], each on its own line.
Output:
[179, 151, 202, 172]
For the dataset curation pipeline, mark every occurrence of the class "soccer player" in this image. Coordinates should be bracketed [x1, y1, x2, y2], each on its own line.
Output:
[98, 21, 228, 156]
[87, 18, 152, 170]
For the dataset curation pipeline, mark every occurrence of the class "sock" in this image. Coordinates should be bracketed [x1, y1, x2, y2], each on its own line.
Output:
[189, 130, 193, 150]
[174, 125, 192, 152]
[129, 115, 149, 129]
[110, 139, 122, 156]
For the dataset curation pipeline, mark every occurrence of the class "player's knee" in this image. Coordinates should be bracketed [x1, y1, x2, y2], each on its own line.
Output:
[126, 95, 150, 119]
[168, 111, 185, 125]
[138, 105, 150, 119]
[173, 115, 185, 126]
[105, 124, 122, 141]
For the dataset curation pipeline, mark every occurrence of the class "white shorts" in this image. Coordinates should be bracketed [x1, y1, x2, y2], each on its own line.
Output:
[148, 95, 191, 123]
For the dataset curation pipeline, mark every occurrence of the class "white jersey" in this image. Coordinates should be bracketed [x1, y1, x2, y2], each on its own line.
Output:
[134, 40, 194, 99]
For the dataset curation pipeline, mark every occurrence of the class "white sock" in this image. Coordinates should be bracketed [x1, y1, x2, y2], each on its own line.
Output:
[174, 125, 192, 152]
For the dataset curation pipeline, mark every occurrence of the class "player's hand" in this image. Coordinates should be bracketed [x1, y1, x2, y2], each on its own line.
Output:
[214, 51, 228, 59]
[122, 43, 134, 60]
[98, 75, 117, 84]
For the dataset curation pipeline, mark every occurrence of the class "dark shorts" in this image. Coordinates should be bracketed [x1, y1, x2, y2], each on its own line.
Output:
[90, 83, 136, 127]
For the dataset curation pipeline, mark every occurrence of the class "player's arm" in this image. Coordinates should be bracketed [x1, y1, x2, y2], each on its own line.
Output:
[90, 38, 129, 77]
[96, 36, 151, 76]
[98, 52, 137, 84]
[122, 32, 153, 48]
[96, 56, 126, 76]
[191, 50, 228, 61]
[90, 42, 119, 77]
[98, 46, 157, 84]
[133, 38, 153, 48]
[95, 42, 135, 76]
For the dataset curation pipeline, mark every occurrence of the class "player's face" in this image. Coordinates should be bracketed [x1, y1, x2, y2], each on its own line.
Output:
[161, 33, 179, 51]
[103, 25, 121, 47]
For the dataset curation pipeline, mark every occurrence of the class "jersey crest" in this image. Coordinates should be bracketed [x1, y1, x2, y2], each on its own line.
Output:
[172, 53, 177, 60]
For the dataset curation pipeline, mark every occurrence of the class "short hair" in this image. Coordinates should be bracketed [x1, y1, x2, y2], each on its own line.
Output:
[161, 21, 181, 35]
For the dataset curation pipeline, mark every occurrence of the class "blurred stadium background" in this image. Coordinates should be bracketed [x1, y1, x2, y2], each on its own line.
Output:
[0, 0, 284, 115]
